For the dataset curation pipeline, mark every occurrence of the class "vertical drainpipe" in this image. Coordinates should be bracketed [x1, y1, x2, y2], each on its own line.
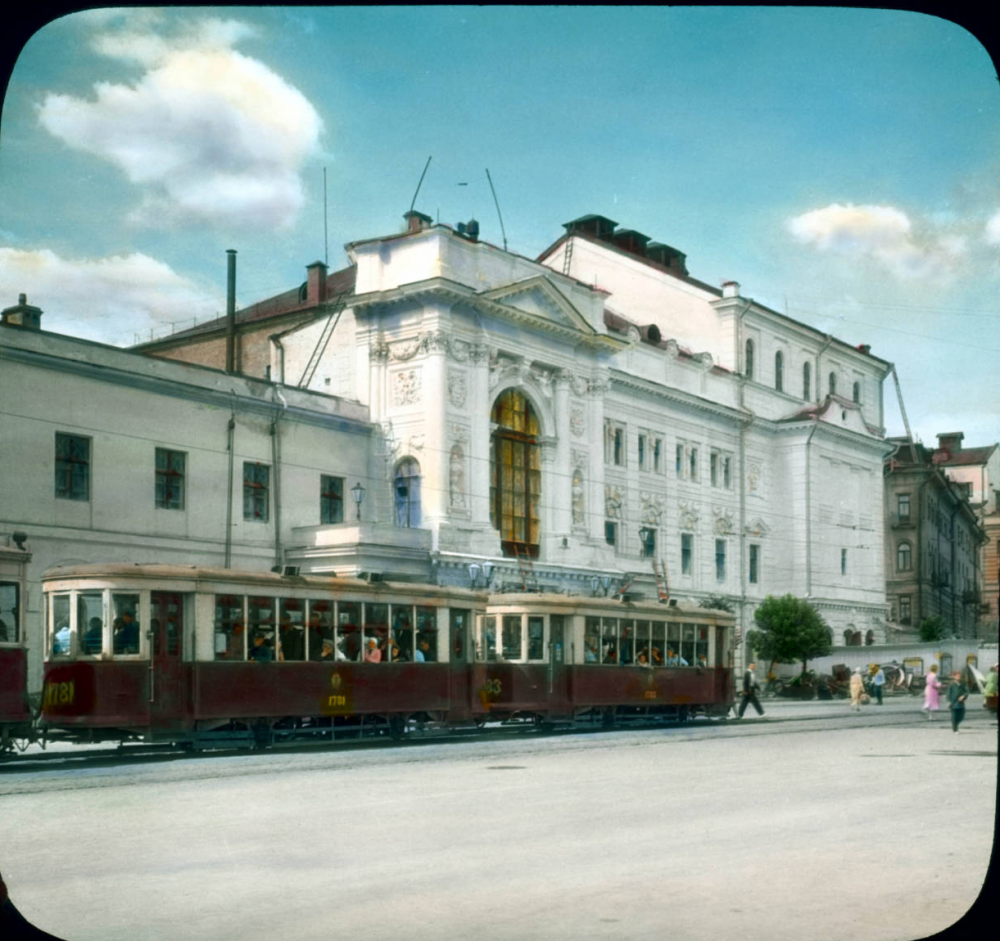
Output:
[735, 298, 752, 663]
[225, 393, 236, 569]
[271, 388, 288, 570]
[816, 334, 832, 401]
[225, 249, 237, 375]
[805, 420, 820, 598]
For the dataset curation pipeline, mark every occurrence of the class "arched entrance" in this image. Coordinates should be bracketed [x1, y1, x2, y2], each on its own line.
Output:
[490, 389, 541, 558]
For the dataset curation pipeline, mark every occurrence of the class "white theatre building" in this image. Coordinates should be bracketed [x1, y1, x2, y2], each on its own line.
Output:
[145, 211, 895, 646]
[2, 210, 895, 690]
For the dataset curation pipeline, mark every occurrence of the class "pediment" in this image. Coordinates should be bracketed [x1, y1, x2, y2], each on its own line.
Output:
[480, 276, 597, 336]
[745, 517, 769, 537]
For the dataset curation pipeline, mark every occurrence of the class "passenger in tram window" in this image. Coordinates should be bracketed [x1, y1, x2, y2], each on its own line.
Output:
[651, 647, 664, 666]
[603, 645, 617, 665]
[388, 640, 405, 662]
[585, 638, 599, 663]
[83, 617, 103, 655]
[364, 638, 382, 663]
[53, 621, 71, 656]
[249, 632, 273, 662]
[415, 636, 434, 662]
[316, 639, 336, 662]
[114, 612, 140, 655]
[527, 617, 544, 660]
[666, 649, 688, 666]
[636, 649, 650, 666]
[279, 622, 305, 661]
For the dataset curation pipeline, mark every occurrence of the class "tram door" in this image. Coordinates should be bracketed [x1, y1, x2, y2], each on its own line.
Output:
[148, 592, 189, 734]
[547, 614, 569, 714]
[448, 609, 473, 721]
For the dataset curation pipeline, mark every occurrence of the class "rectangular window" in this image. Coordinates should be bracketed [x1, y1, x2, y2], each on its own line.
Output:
[899, 595, 912, 625]
[638, 434, 647, 470]
[614, 427, 624, 466]
[676, 443, 684, 476]
[689, 447, 698, 481]
[55, 433, 90, 501]
[155, 448, 186, 509]
[723, 456, 732, 489]
[605, 521, 618, 548]
[605, 421, 626, 466]
[502, 615, 523, 661]
[320, 475, 344, 524]
[715, 539, 726, 583]
[897, 493, 911, 522]
[243, 462, 270, 521]
[710, 451, 719, 487]
[749, 544, 760, 584]
[653, 438, 662, 473]
[841, 548, 847, 575]
[681, 533, 693, 576]
[0, 582, 19, 643]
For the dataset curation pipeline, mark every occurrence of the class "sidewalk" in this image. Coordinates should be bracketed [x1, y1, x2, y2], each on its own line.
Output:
[742, 692, 996, 722]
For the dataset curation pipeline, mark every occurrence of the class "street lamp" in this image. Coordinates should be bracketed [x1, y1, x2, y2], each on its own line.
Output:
[351, 482, 366, 520]
[638, 526, 653, 558]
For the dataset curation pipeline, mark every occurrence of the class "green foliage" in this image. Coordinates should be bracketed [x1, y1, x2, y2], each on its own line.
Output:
[698, 594, 734, 613]
[747, 594, 832, 676]
[918, 615, 947, 642]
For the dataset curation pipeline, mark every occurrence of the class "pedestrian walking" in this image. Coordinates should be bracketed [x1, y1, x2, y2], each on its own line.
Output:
[871, 664, 886, 705]
[921, 664, 941, 720]
[948, 671, 968, 733]
[738, 662, 765, 718]
[983, 664, 998, 726]
[849, 667, 866, 711]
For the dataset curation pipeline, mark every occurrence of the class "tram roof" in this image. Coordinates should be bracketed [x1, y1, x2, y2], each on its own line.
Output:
[486, 591, 734, 621]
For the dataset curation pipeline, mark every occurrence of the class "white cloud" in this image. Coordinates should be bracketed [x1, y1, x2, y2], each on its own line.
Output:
[37, 18, 322, 230]
[787, 203, 963, 281]
[985, 210, 1000, 246]
[0, 248, 220, 346]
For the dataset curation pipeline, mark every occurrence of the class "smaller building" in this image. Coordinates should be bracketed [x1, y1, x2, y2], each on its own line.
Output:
[883, 437, 985, 641]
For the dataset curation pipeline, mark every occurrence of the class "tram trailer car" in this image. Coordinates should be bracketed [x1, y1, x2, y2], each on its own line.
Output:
[0, 643, 32, 750]
[38, 564, 735, 750]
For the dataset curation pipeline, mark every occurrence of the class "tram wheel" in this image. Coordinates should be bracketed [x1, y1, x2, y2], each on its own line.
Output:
[388, 714, 407, 741]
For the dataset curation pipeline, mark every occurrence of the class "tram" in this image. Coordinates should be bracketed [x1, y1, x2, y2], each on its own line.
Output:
[37, 563, 735, 749]
[0, 544, 32, 752]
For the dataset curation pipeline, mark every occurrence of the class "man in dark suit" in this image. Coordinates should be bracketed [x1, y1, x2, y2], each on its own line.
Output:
[738, 661, 765, 718]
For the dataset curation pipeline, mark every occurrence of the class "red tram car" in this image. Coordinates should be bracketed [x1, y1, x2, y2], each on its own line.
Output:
[38, 563, 735, 749]
[0, 546, 32, 752]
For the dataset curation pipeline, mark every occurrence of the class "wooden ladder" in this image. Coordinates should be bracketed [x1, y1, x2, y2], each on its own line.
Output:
[513, 545, 540, 592]
[298, 290, 351, 388]
[651, 558, 670, 603]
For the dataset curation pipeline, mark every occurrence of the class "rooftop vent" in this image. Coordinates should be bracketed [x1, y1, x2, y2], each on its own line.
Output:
[1, 294, 42, 331]
[404, 210, 433, 233]
[611, 228, 651, 257]
[646, 242, 689, 276]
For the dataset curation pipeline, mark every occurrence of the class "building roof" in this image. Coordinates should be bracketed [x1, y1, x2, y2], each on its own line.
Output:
[932, 444, 998, 467]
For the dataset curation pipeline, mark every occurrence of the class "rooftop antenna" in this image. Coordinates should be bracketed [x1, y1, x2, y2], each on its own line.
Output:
[323, 167, 329, 266]
[486, 168, 507, 251]
[409, 155, 432, 215]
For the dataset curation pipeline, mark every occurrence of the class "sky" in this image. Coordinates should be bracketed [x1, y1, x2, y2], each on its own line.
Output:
[1, 6, 998, 448]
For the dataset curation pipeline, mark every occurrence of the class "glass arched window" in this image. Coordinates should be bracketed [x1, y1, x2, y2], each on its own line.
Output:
[852, 381, 861, 404]
[490, 389, 541, 558]
[829, 371, 837, 396]
[774, 350, 784, 392]
[745, 339, 754, 380]
[394, 458, 421, 528]
[803, 361, 811, 400]
[897, 541, 912, 572]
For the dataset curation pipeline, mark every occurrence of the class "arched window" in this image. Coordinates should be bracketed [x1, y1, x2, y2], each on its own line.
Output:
[803, 361, 811, 400]
[394, 458, 421, 528]
[490, 389, 541, 558]
[828, 371, 837, 396]
[852, 381, 861, 404]
[745, 339, 755, 380]
[897, 541, 912, 572]
[774, 350, 784, 392]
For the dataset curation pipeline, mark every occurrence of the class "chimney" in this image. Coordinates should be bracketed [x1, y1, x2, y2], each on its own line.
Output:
[1, 294, 43, 330]
[936, 431, 964, 454]
[225, 250, 237, 375]
[721, 281, 740, 298]
[306, 261, 328, 305]
[646, 242, 689, 276]
[404, 210, 433, 233]
[856, 343, 871, 355]
[563, 214, 617, 242]
[611, 228, 651, 257]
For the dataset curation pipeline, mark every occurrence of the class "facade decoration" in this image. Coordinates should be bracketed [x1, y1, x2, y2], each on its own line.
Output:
[640, 491, 664, 525]
[713, 507, 735, 535]
[448, 370, 467, 409]
[678, 501, 699, 531]
[392, 369, 421, 406]
[605, 484, 624, 519]
[746, 461, 762, 495]
[569, 405, 585, 438]
[571, 468, 586, 527]
[449, 443, 466, 509]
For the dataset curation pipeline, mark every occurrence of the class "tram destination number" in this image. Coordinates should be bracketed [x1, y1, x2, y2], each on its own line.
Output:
[44, 680, 76, 708]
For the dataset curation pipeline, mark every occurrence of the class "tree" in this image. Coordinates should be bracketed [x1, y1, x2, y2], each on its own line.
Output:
[918, 615, 946, 642]
[746, 594, 832, 678]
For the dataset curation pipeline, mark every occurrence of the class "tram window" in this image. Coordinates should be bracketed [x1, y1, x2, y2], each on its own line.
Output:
[501, 616, 522, 660]
[695, 625, 709, 668]
[152, 593, 183, 657]
[391, 605, 414, 662]
[0, 582, 19, 643]
[364, 603, 389, 661]
[338, 601, 361, 661]
[415, 606, 436, 662]
[278, 599, 305, 661]
[666, 622, 685, 665]
[602, 618, 618, 664]
[247, 597, 276, 661]
[634, 620, 650, 665]
[550, 615, 565, 663]
[651, 622, 665, 665]
[619, 619, 634, 665]
[527, 616, 544, 660]
[479, 616, 497, 661]
[681, 624, 696, 666]
[52, 594, 71, 657]
[584, 618, 600, 663]
[214, 595, 245, 660]
[112, 594, 140, 655]
[451, 610, 469, 663]
[306, 601, 333, 661]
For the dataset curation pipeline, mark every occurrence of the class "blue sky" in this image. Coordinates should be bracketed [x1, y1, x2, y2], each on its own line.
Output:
[1, 6, 997, 447]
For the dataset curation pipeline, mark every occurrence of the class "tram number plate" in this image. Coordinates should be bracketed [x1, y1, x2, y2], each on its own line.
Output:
[43, 680, 76, 709]
[326, 695, 347, 708]
[643, 690, 658, 701]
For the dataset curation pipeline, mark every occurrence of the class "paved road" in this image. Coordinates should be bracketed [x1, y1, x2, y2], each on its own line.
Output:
[1, 697, 996, 941]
